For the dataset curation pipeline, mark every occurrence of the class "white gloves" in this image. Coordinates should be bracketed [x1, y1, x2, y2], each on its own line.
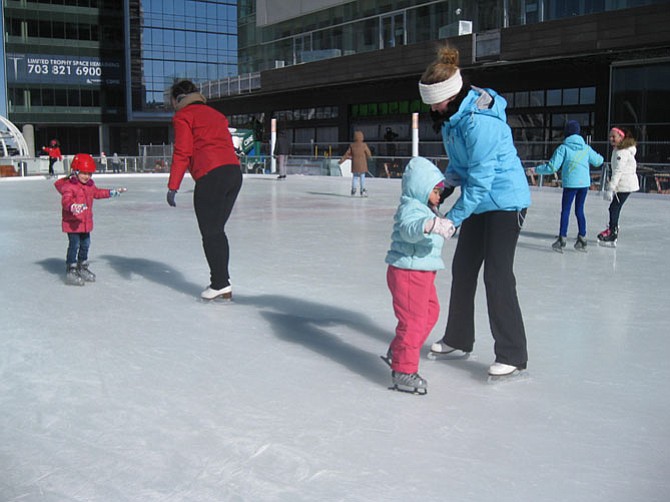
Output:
[425, 217, 456, 239]
[603, 190, 613, 202]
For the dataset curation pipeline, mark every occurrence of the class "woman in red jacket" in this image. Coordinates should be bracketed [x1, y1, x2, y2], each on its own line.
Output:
[55, 153, 126, 285]
[166, 79, 242, 301]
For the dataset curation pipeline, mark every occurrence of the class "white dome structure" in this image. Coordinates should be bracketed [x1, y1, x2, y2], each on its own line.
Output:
[0, 115, 30, 157]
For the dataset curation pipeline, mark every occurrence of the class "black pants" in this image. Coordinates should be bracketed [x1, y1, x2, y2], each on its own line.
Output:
[48, 157, 57, 176]
[442, 210, 528, 367]
[608, 192, 631, 230]
[193, 166, 242, 290]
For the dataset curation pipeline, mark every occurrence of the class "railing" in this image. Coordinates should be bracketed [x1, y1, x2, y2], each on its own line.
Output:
[3, 142, 669, 194]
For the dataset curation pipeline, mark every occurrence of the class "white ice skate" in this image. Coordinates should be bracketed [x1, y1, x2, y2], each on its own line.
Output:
[427, 340, 470, 360]
[201, 285, 232, 301]
[487, 362, 528, 383]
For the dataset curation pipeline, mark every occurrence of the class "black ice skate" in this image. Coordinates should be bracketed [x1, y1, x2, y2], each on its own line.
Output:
[597, 227, 618, 247]
[552, 236, 566, 253]
[574, 235, 587, 252]
[391, 371, 427, 395]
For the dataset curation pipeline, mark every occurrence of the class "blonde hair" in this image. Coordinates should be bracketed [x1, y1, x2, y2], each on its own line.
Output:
[420, 46, 460, 85]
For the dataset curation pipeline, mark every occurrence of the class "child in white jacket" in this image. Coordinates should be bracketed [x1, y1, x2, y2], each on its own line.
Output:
[598, 127, 639, 245]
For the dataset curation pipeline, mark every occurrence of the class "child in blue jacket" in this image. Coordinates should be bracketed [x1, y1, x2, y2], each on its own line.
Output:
[531, 120, 604, 252]
[384, 157, 454, 395]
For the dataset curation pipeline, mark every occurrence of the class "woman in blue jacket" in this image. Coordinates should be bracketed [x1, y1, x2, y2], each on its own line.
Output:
[419, 45, 531, 378]
[530, 120, 603, 252]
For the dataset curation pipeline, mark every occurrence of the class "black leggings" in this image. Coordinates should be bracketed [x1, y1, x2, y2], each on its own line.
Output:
[193, 166, 242, 289]
[443, 210, 528, 367]
[608, 192, 631, 230]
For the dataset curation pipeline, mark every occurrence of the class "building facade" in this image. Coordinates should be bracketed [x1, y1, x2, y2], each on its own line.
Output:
[218, 0, 670, 171]
[2, 0, 238, 156]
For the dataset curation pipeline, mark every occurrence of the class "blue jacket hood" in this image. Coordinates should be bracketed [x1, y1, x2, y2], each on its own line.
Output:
[401, 156, 446, 205]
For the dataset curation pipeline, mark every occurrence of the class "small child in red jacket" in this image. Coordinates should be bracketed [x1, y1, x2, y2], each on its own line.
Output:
[42, 139, 63, 178]
[54, 153, 127, 286]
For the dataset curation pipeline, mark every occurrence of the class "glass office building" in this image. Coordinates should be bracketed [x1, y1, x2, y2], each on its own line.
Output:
[219, 0, 670, 171]
[2, 0, 238, 155]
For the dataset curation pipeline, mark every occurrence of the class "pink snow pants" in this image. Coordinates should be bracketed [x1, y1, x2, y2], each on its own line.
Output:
[387, 265, 440, 374]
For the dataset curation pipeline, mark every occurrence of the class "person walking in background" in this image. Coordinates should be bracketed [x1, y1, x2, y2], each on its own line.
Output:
[419, 44, 531, 378]
[598, 127, 639, 246]
[384, 157, 455, 395]
[54, 153, 127, 286]
[42, 139, 62, 178]
[166, 79, 242, 301]
[339, 130, 372, 197]
[529, 120, 604, 252]
[99, 151, 108, 172]
[275, 129, 290, 179]
[111, 153, 122, 174]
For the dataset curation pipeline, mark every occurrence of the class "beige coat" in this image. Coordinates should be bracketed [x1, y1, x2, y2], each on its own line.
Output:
[340, 131, 372, 173]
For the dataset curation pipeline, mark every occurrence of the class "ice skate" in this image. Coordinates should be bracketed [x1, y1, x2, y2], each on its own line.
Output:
[351, 188, 357, 196]
[391, 371, 427, 395]
[360, 188, 368, 197]
[77, 261, 96, 282]
[574, 235, 587, 252]
[427, 340, 470, 360]
[201, 284, 232, 301]
[65, 264, 84, 286]
[551, 236, 566, 253]
[487, 362, 528, 383]
[598, 227, 617, 247]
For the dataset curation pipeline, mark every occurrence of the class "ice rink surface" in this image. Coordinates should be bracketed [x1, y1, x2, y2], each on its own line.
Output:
[1, 173, 669, 502]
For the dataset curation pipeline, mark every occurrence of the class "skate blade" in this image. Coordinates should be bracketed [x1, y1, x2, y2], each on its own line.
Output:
[487, 369, 529, 384]
[199, 295, 233, 304]
[597, 241, 616, 248]
[389, 384, 427, 395]
[380, 355, 392, 368]
[427, 350, 471, 361]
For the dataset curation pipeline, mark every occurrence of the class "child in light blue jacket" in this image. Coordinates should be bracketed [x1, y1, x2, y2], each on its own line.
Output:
[384, 157, 453, 395]
[532, 120, 604, 252]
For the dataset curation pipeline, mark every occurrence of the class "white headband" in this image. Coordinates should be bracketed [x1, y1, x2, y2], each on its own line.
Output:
[419, 70, 463, 105]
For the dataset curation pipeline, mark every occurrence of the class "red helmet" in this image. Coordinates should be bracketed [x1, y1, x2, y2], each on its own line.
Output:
[71, 153, 96, 173]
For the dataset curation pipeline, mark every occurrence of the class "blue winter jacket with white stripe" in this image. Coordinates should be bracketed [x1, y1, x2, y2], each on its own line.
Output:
[534, 134, 604, 188]
[441, 87, 531, 227]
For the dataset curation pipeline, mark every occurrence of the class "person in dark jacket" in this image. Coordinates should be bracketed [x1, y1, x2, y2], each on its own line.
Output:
[167, 79, 242, 301]
[275, 129, 290, 179]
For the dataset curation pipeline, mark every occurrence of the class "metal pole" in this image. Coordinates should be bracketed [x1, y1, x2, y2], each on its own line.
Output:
[270, 118, 277, 173]
[411, 113, 419, 157]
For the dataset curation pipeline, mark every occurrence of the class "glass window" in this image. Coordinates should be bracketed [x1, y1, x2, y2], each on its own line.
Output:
[515, 91, 529, 108]
[530, 90, 544, 107]
[547, 89, 561, 106]
[579, 87, 595, 104]
[563, 88, 579, 105]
